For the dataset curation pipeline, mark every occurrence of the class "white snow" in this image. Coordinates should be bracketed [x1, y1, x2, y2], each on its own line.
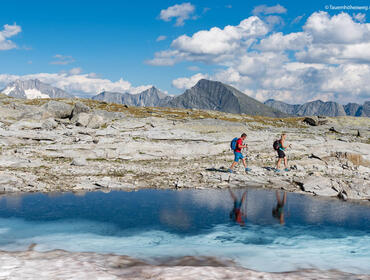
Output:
[2, 86, 15, 95]
[24, 89, 50, 99]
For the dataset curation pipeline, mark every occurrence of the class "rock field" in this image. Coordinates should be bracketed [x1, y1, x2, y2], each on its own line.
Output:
[0, 94, 369, 202]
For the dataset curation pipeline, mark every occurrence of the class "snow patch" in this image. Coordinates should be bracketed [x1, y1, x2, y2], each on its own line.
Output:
[24, 89, 50, 99]
[2, 86, 15, 95]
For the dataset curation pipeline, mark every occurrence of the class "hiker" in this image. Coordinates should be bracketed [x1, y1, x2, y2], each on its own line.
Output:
[228, 187, 247, 226]
[228, 133, 251, 173]
[272, 191, 287, 225]
[273, 133, 291, 172]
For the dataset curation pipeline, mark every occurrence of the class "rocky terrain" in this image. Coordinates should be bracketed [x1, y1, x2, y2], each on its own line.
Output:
[265, 99, 370, 117]
[0, 249, 368, 280]
[0, 94, 369, 202]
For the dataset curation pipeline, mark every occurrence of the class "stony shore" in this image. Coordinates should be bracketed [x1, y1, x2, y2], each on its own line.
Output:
[0, 249, 369, 280]
[0, 94, 369, 202]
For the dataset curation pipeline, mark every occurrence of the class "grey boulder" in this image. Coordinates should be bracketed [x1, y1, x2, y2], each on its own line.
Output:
[43, 101, 73, 119]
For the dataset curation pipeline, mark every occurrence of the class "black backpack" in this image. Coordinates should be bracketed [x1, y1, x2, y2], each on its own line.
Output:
[273, 140, 280, 151]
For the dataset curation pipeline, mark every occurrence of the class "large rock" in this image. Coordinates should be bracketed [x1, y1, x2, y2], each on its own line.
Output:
[300, 176, 338, 196]
[75, 113, 107, 129]
[302, 117, 328, 126]
[71, 102, 91, 119]
[42, 118, 58, 130]
[43, 101, 73, 119]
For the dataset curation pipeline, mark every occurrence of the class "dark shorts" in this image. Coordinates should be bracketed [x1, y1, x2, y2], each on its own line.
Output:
[278, 149, 286, 158]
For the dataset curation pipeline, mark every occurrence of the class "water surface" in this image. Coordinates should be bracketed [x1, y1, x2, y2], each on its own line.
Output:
[0, 188, 369, 273]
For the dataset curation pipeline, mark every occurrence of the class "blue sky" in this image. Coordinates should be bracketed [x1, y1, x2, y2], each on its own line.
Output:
[1, 0, 370, 103]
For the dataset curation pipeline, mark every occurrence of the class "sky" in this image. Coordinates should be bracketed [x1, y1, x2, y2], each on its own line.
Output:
[1, 0, 370, 104]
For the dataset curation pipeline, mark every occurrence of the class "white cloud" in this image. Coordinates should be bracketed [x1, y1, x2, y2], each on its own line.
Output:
[159, 3, 195, 26]
[51, 54, 75, 65]
[158, 11, 370, 104]
[172, 73, 208, 89]
[303, 12, 368, 44]
[252, 4, 287, 15]
[0, 23, 21, 50]
[147, 16, 268, 66]
[0, 72, 152, 97]
[258, 32, 311, 51]
[156, 35, 167, 42]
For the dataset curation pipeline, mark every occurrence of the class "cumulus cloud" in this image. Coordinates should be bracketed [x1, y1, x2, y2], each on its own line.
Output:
[0, 23, 21, 50]
[156, 35, 167, 42]
[162, 11, 370, 104]
[51, 54, 75, 65]
[147, 16, 268, 66]
[172, 73, 208, 89]
[159, 3, 195, 26]
[258, 32, 312, 52]
[0, 72, 152, 97]
[304, 12, 369, 44]
[252, 4, 287, 15]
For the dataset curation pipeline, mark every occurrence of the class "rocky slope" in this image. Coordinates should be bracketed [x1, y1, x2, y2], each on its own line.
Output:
[1, 79, 73, 99]
[167, 79, 287, 117]
[0, 94, 369, 201]
[92, 86, 171, 107]
[265, 99, 369, 117]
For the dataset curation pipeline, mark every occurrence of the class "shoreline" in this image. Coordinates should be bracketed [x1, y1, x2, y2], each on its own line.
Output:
[0, 249, 369, 280]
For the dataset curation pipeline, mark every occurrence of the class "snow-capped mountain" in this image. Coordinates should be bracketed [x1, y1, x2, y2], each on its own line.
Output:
[1, 79, 73, 99]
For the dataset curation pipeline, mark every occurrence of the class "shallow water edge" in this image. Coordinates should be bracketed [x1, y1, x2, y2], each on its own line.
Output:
[0, 249, 369, 280]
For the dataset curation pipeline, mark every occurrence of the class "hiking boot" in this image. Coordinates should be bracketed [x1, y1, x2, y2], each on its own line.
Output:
[227, 169, 233, 173]
[284, 168, 289, 172]
[275, 169, 281, 173]
[245, 168, 251, 172]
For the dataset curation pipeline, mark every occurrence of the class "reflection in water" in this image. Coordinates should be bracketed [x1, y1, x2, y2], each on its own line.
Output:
[272, 191, 287, 225]
[0, 188, 369, 273]
[228, 188, 247, 226]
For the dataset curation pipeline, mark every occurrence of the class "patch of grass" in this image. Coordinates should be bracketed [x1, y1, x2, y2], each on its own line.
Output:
[9, 96, 308, 128]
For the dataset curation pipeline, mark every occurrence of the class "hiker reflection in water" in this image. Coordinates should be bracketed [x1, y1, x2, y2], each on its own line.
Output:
[272, 191, 287, 225]
[228, 187, 247, 226]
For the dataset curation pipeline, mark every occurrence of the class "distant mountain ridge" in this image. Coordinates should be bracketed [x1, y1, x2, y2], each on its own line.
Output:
[1, 79, 73, 99]
[166, 79, 287, 117]
[264, 99, 369, 117]
[92, 79, 287, 117]
[92, 86, 171, 107]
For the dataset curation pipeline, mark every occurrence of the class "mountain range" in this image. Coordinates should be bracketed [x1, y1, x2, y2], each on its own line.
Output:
[92, 86, 171, 107]
[92, 79, 287, 117]
[264, 99, 369, 117]
[1, 79, 73, 99]
[1, 78, 369, 118]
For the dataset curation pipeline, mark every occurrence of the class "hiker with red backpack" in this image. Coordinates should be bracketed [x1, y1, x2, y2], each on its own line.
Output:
[273, 133, 291, 172]
[228, 133, 251, 173]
